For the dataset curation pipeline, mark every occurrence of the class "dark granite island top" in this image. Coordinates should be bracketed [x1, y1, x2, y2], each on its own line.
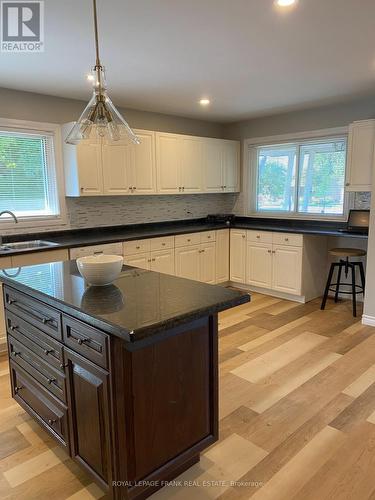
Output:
[1, 261, 249, 499]
[0, 260, 249, 344]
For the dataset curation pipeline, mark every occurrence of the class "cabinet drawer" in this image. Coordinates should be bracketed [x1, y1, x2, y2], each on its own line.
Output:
[200, 231, 216, 243]
[10, 361, 68, 448]
[272, 232, 303, 247]
[247, 230, 273, 243]
[150, 236, 174, 251]
[4, 287, 62, 341]
[5, 311, 64, 372]
[70, 242, 123, 259]
[123, 239, 151, 256]
[63, 316, 108, 369]
[175, 233, 201, 247]
[8, 335, 66, 403]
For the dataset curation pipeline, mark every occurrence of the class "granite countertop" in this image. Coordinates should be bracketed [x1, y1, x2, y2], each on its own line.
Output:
[0, 261, 249, 343]
[0, 216, 368, 258]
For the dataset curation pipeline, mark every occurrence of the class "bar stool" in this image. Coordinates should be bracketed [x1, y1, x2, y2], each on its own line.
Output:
[321, 248, 366, 317]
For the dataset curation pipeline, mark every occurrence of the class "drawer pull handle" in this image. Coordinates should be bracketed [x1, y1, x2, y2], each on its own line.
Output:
[268, 250, 272, 254]
[10, 325, 19, 331]
[187, 239, 191, 242]
[11, 351, 20, 357]
[48, 419, 56, 425]
[14, 385, 23, 394]
[285, 238, 289, 242]
[8, 299, 16, 305]
[256, 235, 260, 239]
[162, 243, 166, 246]
[242, 235, 245, 239]
[60, 363, 68, 369]
[42, 317, 52, 324]
[208, 236, 211, 239]
[47, 377, 56, 384]
[77, 337, 90, 345]
[44, 349, 54, 355]
[136, 246, 140, 249]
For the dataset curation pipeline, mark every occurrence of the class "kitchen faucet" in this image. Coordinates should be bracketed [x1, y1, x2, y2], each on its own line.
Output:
[0, 210, 18, 246]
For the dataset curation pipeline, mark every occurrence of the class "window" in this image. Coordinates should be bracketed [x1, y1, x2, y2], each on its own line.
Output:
[255, 137, 347, 217]
[0, 126, 62, 222]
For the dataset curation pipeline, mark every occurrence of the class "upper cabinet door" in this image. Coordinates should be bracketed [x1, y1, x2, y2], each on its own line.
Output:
[203, 138, 224, 193]
[131, 130, 157, 195]
[156, 133, 180, 194]
[346, 120, 375, 191]
[180, 136, 203, 193]
[102, 141, 131, 195]
[222, 141, 240, 192]
[77, 140, 104, 196]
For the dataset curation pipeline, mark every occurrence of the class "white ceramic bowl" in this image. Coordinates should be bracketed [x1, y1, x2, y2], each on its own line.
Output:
[76, 254, 124, 286]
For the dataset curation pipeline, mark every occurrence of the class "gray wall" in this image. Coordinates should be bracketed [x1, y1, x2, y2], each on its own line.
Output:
[0, 87, 224, 138]
[223, 93, 375, 140]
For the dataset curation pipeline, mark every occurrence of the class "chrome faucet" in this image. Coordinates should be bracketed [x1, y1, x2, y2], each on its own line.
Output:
[0, 211, 18, 246]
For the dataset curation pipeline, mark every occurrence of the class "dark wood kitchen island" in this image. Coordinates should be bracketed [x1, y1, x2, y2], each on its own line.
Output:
[0, 261, 249, 499]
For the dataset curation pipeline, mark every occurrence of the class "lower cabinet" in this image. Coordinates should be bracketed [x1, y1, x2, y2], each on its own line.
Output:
[246, 242, 273, 288]
[272, 244, 302, 295]
[125, 249, 175, 274]
[175, 243, 216, 283]
[64, 347, 111, 487]
[230, 230, 246, 283]
[215, 229, 229, 283]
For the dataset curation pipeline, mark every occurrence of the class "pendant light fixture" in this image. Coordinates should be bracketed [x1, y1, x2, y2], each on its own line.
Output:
[65, 0, 140, 145]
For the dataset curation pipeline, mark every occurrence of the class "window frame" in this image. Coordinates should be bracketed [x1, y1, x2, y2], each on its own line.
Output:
[244, 127, 351, 221]
[0, 118, 67, 230]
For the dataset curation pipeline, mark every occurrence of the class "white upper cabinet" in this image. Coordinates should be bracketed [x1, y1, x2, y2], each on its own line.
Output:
[102, 140, 131, 195]
[75, 139, 103, 196]
[203, 138, 240, 193]
[204, 138, 224, 192]
[132, 130, 157, 194]
[223, 140, 240, 192]
[346, 120, 375, 191]
[156, 133, 181, 194]
[63, 123, 240, 196]
[180, 136, 203, 193]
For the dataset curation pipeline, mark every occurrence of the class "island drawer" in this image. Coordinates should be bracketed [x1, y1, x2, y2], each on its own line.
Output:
[4, 287, 62, 341]
[123, 239, 151, 256]
[10, 361, 68, 448]
[175, 232, 201, 247]
[5, 311, 64, 372]
[150, 236, 174, 251]
[8, 335, 66, 403]
[62, 316, 109, 369]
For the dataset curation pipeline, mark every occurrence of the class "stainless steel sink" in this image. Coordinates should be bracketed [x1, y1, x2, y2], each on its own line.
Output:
[0, 240, 59, 252]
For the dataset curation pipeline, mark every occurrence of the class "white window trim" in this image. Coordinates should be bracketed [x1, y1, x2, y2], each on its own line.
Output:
[242, 126, 352, 222]
[0, 117, 67, 231]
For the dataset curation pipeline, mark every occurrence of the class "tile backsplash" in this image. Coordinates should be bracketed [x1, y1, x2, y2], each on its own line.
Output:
[353, 192, 371, 209]
[1, 194, 238, 236]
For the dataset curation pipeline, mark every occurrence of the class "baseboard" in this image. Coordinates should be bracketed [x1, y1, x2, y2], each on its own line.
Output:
[362, 315, 375, 327]
[228, 282, 306, 303]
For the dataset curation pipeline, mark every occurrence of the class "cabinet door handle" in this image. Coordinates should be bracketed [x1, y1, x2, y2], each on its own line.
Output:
[187, 239, 191, 242]
[42, 317, 52, 325]
[256, 235, 260, 239]
[268, 250, 272, 254]
[47, 377, 56, 385]
[207, 236, 211, 239]
[345, 182, 350, 187]
[8, 299, 16, 305]
[152, 258, 155, 262]
[10, 325, 18, 331]
[272, 250, 276, 254]
[242, 235, 245, 239]
[11, 351, 20, 357]
[48, 419, 56, 425]
[14, 385, 23, 394]
[162, 243, 166, 246]
[285, 238, 289, 242]
[136, 246, 141, 249]
[44, 349, 54, 355]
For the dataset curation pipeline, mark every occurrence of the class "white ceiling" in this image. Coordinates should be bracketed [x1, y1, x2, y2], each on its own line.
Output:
[1, 0, 375, 122]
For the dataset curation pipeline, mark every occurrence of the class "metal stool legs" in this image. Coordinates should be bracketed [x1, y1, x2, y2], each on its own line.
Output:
[321, 259, 365, 317]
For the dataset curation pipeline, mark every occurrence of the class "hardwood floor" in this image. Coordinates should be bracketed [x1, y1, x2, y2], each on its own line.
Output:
[1, 292, 374, 499]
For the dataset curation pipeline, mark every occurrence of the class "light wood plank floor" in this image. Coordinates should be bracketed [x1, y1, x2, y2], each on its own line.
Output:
[1, 292, 375, 500]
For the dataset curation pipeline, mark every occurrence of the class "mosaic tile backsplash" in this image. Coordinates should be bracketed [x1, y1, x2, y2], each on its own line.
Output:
[353, 192, 371, 209]
[2, 194, 238, 235]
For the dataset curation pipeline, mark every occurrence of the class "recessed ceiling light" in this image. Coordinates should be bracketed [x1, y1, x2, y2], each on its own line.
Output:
[199, 98, 210, 106]
[275, 0, 297, 6]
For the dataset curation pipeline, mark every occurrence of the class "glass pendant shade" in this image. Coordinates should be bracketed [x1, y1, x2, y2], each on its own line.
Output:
[66, 68, 140, 145]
